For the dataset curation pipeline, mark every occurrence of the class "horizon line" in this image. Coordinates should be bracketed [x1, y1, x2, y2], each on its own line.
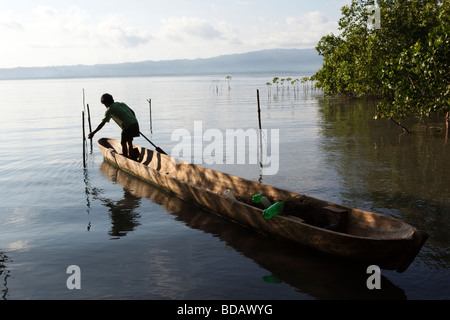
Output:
[0, 47, 318, 70]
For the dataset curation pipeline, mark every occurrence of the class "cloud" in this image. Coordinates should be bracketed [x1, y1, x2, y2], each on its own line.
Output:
[0, 3, 338, 67]
[0, 10, 24, 31]
[32, 5, 58, 18]
[159, 17, 224, 42]
[156, 17, 243, 49]
[0, 5, 156, 66]
[96, 14, 153, 47]
[25, 6, 152, 49]
[0, 19, 24, 31]
[150, 17, 246, 60]
[247, 11, 338, 49]
[155, 11, 337, 59]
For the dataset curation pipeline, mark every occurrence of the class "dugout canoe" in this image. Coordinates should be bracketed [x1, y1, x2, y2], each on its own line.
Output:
[97, 138, 428, 272]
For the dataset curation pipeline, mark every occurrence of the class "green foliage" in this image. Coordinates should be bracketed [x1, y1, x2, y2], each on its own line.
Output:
[312, 0, 449, 122]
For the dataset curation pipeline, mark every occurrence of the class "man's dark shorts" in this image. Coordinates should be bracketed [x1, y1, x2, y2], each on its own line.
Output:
[122, 122, 140, 142]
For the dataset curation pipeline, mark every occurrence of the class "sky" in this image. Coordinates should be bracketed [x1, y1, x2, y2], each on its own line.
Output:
[0, 0, 349, 68]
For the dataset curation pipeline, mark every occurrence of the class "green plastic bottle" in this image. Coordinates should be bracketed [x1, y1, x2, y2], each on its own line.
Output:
[252, 193, 272, 208]
[262, 201, 285, 219]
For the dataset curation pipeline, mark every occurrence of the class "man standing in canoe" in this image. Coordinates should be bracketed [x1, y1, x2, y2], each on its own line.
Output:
[88, 93, 140, 159]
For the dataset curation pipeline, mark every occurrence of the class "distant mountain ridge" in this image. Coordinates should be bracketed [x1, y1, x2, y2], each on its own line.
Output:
[0, 48, 322, 80]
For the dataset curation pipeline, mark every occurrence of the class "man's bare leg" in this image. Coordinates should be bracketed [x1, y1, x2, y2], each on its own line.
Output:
[121, 140, 129, 158]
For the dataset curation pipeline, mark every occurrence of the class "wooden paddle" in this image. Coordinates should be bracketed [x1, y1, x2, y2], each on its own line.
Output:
[139, 131, 167, 155]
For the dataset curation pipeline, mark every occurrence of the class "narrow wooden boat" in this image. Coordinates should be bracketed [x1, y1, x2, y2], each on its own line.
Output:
[97, 138, 428, 272]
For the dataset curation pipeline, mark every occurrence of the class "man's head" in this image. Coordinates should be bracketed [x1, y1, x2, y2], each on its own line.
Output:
[101, 93, 114, 107]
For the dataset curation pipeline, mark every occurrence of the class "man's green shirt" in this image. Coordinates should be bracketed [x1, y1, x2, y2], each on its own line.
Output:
[102, 102, 138, 130]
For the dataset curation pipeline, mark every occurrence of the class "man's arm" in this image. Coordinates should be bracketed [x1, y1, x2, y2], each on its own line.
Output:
[88, 120, 106, 140]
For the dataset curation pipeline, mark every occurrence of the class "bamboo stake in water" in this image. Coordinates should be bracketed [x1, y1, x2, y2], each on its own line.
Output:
[87, 104, 92, 132]
[82, 111, 86, 168]
[257, 90, 262, 130]
[149, 99, 153, 134]
[87, 104, 93, 152]
[257, 89, 263, 169]
[83, 89, 86, 113]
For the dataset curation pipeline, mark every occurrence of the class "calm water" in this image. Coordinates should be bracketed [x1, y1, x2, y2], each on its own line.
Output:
[0, 75, 449, 300]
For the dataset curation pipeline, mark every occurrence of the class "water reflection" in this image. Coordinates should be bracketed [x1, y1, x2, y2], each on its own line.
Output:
[88, 166, 142, 239]
[103, 189, 141, 239]
[98, 161, 406, 299]
[0, 251, 11, 300]
[317, 98, 450, 269]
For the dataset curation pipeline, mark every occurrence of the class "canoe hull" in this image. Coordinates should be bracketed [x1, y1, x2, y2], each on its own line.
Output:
[97, 138, 428, 272]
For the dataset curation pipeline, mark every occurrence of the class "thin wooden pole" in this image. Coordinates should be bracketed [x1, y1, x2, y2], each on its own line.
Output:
[257, 90, 262, 130]
[87, 104, 93, 152]
[257, 89, 263, 169]
[83, 89, 86, 113]
[87, 104, 92, 132]
[147, 98, 153, 134]
[82, 111, 86, 168]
